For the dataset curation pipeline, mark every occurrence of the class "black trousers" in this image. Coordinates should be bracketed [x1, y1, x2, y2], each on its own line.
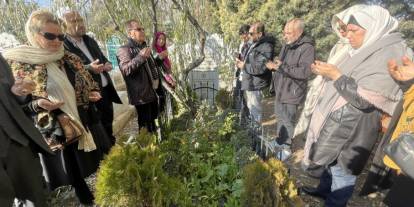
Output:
[384, 173, 414, 207]
[274, 102, 298, 147]
[135, 101, 159, 133]
[0, 141, 47, 207]
[95, 86, 116, 145]
[63, 144, 94, 205]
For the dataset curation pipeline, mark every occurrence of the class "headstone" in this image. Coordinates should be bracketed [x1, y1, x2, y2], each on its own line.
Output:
[188, 56, 219, 105]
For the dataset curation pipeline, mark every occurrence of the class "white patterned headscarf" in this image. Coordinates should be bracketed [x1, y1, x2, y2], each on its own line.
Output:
[331, 4, 367, 40]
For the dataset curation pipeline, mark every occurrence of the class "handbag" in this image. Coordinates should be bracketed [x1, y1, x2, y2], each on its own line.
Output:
[57, 114, 83, 146]
[384, 132, 414, 179]
[36, 112, 64, 151]
[36, 112, 82, 151]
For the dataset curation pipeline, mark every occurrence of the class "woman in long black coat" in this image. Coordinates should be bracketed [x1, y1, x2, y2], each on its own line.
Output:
[4, 10, 111, 205]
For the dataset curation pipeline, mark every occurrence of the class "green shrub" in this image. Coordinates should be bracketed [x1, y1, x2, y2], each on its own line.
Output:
[96, 104, 302, 207]
[241, 159, 303, 207]
[215, 89, 233, 110]
[95, 130, 184, 207]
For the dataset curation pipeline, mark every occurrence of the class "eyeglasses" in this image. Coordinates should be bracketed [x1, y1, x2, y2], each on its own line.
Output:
[39, 32, 65, 41]
[337, 24, 347, 32]
[131, 28, 145, 32]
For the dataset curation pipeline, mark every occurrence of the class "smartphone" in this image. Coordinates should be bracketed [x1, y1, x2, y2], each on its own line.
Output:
[233, 52, 241, 59]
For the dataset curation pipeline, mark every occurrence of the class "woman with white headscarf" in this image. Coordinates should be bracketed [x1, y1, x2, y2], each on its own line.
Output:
[293, 5, 363, 138]
[300, 5, 413, 207]
[3, 10, 111, 205]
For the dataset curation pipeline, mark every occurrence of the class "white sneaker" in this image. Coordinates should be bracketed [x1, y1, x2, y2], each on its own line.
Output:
[276, 148, 292, 162]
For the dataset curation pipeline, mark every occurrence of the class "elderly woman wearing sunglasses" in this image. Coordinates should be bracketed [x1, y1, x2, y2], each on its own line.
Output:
[3, 10, 110, 205]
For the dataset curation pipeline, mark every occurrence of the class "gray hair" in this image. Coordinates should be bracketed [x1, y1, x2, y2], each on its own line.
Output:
[125, 19, 141, 33]
[288, 18, 305, 32]
[62, 10, 81, 21]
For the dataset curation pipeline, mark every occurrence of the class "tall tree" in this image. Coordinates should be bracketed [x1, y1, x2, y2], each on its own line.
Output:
[171, 0, 207, 80]
[0, 0, 38, 43]
[371, 0, 414, 48]
[214, 0, 361, 60]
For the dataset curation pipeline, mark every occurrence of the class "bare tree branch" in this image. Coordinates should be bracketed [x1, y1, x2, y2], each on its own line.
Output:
[102, 0, 126, 37]
[170, 0, 208, 81]
[150, 0, 158, 37]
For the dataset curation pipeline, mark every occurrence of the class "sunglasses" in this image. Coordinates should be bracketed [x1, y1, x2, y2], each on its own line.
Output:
[40, 32, 65, 41]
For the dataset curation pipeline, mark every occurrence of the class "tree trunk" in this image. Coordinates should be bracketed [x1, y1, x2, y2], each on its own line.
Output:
[171, 0, 208, 81]
[150, 0, 158, 38]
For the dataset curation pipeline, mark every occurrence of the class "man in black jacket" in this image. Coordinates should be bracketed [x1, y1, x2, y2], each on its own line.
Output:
[117, 19, 165, 133]
[0, 54, 53, 206]
[63, 11, 122, 145]
[236, 22, 275, 124]
[233, 24, 251, 125]
[267, 18, 315, 158]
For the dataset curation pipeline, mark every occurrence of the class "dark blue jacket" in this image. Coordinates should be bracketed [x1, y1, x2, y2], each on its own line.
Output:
[241, 35, 276, 91]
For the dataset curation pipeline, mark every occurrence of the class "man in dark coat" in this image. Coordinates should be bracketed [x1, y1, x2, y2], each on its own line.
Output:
[63, 11, 122, 145]
[267, 18, 315, 157]
[117, 19, 165, 133]
[236, 22, 275, 124]
[233, 24, 251, 125]
[0, 54, 53, 206]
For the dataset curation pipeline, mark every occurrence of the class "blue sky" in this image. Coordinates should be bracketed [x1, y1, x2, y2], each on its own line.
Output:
[35, 0, 50, 8]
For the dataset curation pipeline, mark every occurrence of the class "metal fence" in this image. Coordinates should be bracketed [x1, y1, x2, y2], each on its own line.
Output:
[192, 82, 218, 105]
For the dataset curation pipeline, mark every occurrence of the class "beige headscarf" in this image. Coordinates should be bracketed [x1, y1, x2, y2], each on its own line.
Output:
[3, 10, 96, 152]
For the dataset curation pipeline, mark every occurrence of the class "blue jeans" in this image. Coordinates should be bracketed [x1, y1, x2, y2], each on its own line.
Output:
[245, 90, 263, 123]
[317, 163, 356, 207]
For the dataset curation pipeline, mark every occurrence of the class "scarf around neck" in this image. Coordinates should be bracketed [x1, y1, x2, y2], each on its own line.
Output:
[3, 45, 97, 152]
[129, 38, 160, 89]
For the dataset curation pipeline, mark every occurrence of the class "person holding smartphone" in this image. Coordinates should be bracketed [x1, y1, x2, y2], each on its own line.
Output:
[117, 19, 162, 133]
[233, 24, 251, 125]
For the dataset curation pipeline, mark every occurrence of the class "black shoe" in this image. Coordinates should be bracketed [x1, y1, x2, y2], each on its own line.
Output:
[299, 186, 327, 199]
